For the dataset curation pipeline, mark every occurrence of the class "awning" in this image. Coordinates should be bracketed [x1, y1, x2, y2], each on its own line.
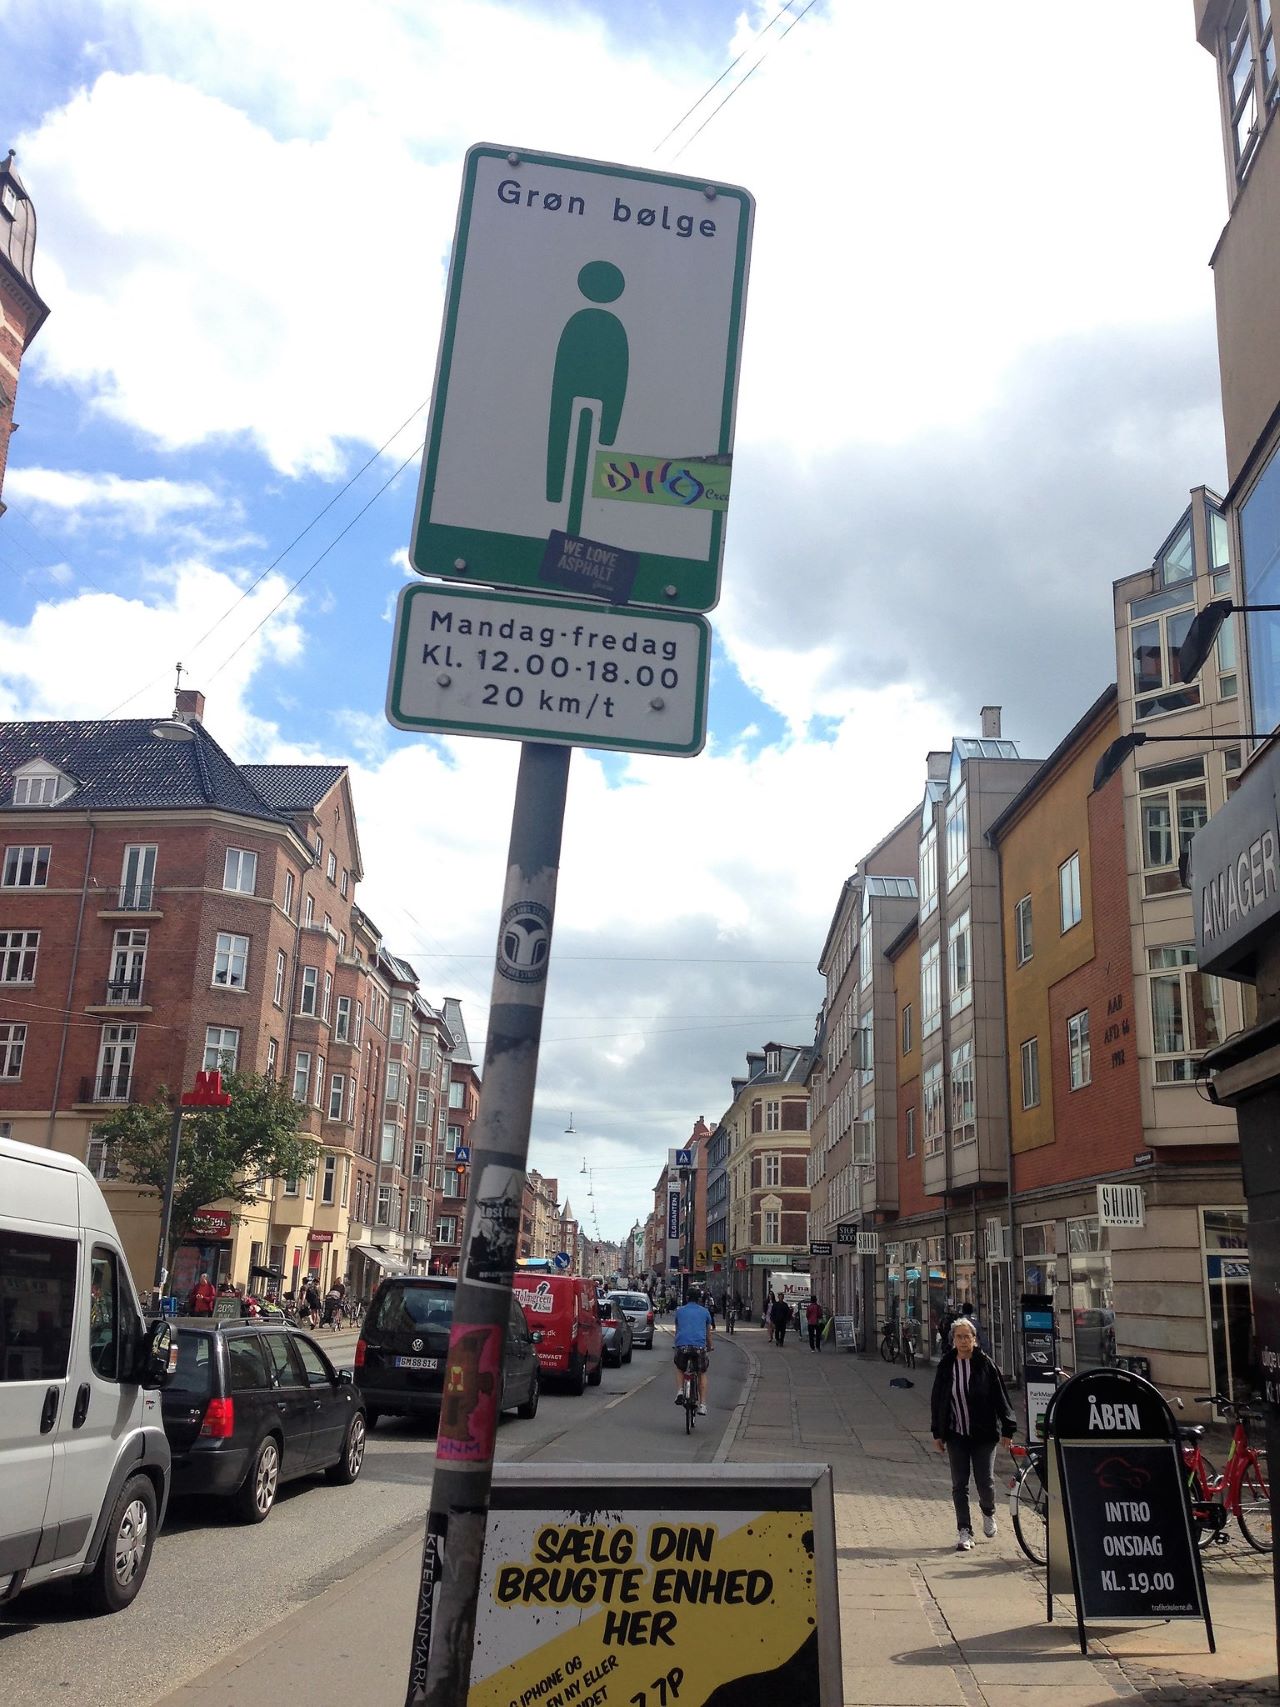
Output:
[350, 1245, 410, 1275]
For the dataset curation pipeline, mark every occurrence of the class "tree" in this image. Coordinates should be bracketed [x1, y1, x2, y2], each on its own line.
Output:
[93, 1072, 323, 1278]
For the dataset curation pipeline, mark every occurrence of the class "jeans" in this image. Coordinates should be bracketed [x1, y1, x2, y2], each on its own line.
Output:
[945, 1436, 997, 1533]
[808, 1322, 822, 1350]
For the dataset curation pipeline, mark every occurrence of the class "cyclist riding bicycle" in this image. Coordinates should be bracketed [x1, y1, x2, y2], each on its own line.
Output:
[673, 1287, 713, 1416]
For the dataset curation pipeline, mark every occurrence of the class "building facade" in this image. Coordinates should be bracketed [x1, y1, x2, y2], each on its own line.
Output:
[0, 151, 49, 516]
[722, 1042, 813, 1315]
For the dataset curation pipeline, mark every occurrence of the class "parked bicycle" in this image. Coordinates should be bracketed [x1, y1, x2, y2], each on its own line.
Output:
[1180, 1392, 1272, 1554]
[1008, 1439, 1048, 1566]
[879, 1319, 915, 1366]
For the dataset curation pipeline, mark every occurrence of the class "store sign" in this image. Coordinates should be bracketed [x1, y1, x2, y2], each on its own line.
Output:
[308, 1230, 334, 1244]
[809, 1241, 832, 1257]
[186, 1208, 232, 1239]
[1097, 1183, 1145, 1229]
[836, 1225, 856, 1246]
[833, 1315, 856, 1349]
[1189, 747, 1280, 981]
[667, 1192, 681, 1241]
[855, 1232, 879, 1255]
[468, 1464, 841, 1706]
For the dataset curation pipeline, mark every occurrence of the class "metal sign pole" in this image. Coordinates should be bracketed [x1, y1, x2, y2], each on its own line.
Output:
[407, 740, 571, 1707]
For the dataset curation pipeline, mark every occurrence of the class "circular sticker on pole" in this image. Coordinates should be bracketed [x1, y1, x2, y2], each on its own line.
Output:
[498, 901, 552, 984]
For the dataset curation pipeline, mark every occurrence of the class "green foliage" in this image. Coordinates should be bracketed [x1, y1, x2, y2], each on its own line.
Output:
[93, 1072, 322, 1263]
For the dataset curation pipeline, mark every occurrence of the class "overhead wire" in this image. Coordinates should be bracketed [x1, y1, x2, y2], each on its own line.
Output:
[652, 0, 803, 155]
[670, 0, 823, 161]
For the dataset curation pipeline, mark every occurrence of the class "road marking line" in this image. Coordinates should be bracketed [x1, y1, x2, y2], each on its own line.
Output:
[603, 1372, 660, 1410]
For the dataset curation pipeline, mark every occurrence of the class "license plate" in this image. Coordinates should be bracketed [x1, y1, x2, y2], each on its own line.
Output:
[395, 1355, 439, 1370]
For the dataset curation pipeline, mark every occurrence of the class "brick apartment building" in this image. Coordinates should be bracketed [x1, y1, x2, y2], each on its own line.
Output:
[0, 150, 48, 516]
[0, 693, 473, 1301]
[722, 1043, 814, 1316]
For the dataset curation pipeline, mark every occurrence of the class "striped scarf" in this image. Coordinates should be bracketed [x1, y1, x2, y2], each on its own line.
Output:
[949, 1355, 973, 1436]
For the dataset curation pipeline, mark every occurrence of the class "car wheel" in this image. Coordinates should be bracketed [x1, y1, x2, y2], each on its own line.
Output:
[568, 1354, 587, 1395]
[587, 1357, 603, 1387]
[517, 1373, 540, 1420]
[326, 1412, 367, 1485]
[83, 1474, 157, 1615]
[236, 1436, 281, 1524]
[624, 1344, 633, 1364]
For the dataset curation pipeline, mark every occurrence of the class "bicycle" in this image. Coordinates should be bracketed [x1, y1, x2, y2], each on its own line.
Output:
[678, 1361, 699, 1434]
[1180, 1392, 1272, 1554]
[879, 1320, 902, 1363]
[900, 1321, 917, 1369]
[1008, 1440, 1048, 1566]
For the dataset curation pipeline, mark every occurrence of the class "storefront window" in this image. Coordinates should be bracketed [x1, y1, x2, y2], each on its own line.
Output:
[884, 1243, 902, 1322]
[927, 1236, 947, 1351]
[952, 1232, 977, 1314]
[1202, 1207, 1254, 1402]
[903, 1240, 924, 1336]
[1067, 1216, 1114, 1369]
[1021, 1221, 1057, 1304]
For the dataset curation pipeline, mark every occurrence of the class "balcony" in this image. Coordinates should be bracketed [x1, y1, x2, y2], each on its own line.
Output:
[98, 884, 162, 920]
[85, 978, 151, 1016]
[75, 1070, 134, 1108]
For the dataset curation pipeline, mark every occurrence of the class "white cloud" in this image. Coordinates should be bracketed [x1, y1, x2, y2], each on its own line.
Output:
[4, 465, 221, 531]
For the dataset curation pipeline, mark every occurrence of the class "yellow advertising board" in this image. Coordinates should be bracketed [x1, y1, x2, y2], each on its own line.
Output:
[469, 1464, 840, 1706]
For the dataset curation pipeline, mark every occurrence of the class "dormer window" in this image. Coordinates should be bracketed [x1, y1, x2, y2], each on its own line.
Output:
[0, 183, 17, 220]
[765, 1048, 780, 1075]
[11, 764, 71, 807]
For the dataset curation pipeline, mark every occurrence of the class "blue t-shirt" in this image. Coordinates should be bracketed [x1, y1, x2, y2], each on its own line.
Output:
[673, 1302, 712, 1348]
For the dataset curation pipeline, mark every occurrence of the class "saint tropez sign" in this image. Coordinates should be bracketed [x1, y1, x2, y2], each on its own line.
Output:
[409, 144, 754, 614]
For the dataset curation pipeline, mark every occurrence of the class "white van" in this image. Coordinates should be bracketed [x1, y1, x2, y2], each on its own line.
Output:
[0, 1136, 173, 1613]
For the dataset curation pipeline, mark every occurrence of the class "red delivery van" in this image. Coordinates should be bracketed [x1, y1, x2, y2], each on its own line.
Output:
[513, 1275, 604, 1394]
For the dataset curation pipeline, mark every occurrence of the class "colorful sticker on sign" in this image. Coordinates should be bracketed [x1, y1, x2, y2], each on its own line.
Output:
[436, 1322, 502, 1464]
[592, 452, 731, 511]
[468, 1507, 819, 1706]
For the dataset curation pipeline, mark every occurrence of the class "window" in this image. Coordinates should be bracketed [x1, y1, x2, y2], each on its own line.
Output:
[921, 940, 941, 1038]
[1021, 1220, 1056, 1304]
[763, 1153, 781, 1187]
[854, 1110, 874, 1164]
[446, 1125, 462, 1152]
[0, 1229, 77, 1380]
[292, 1051, 312, 1103]
[419, 1036, 434, 1071]
[1160, 516, 1195, 586]
[3, 845, 49, 888]
[109, 928, 147, 1001]
[923, 1062, 944, 1156]
[335, 996, 351, 1041]
[86, 1135, 119, 1181]
[326, 851, 337, 883]
[1150, 945, 1226, 1081]
[448, 1079, 465, 1109]
[203, 1026, 239, 1072]
[266, 1038, 278, 1080]
[322, 971, 333, 1022]
[763, 1210, 780, 1245]
[387, 1062, 402, 1102]
[905, 1104, 916, 1158]
[88, 1247, 123, 1382]
[321, 1155, 337, 1205]
[391, 1003, 406, 1041]
[1014, 896, 1033, 966]
[0, 929, 38, 983]
[95, 1025, 135, 1100]
[304, 893, 315, 925]
[342, 1157, 350, 1208]
[947, 911, 972, 1016]
[859, 909, 873, 990]
[119, 844, 156, 909]
[1059, 853, 1082, 933]
[1068, 1215, 1114, 1371]
[415, 1085, 431, 1126]
[1067, 1010, 1091, 1090]
[1139, 758, 1207, 896]
[337, 929, 346, 955]
[377, 1184, 391, 1226]
[764, 1098, 781, 1132]
[328, 1074, 345, 1119]
[223, 848, 257, 893]
[919, 821, 938, 919]
[299, 966, 318, 1015]
[0, 1022, 26, 1079]
[412, 1139, 426, 1177]
[381, 1122, 398, 1163]
[340, 868, 349, 898]
[1129, 591, 1200, 721]
[273, 949, 286, 1008]
[950, 1040, 976, 1144]
[1223, 0, 1262, 180]
[314, 834, 323, 867]
[435, 1216, 458, 1245]
[765, 1046, 780, 1073]
[314, 1054, 326, 1108]
[213, 932, 249, 989]
[12, 771, 61, 806]
[945, 784, 968, 890]
[283, 869, 295, 917]
[1020, 1038, 1040, 1109]
[901, 1002, 912, 1056]
[1241, 444, 1280, 731]
[355, 1001, 363, 1045]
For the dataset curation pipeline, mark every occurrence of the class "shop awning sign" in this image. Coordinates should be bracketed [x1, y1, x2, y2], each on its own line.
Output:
[1097, 1183, 1145, 1229]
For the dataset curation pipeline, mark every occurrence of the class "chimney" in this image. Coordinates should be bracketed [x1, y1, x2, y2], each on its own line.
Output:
[980, 705, 1001, 738]
[926, 750, 949, 780]
[175, 688, 205, 723]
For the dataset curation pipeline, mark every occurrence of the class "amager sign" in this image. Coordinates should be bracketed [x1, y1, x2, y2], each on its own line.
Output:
[1190, 745, 1280, 979]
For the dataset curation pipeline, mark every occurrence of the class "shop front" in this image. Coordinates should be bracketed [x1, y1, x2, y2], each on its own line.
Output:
[169, 1207, 233, 1308]
[1201, 1206, 1254, 1402]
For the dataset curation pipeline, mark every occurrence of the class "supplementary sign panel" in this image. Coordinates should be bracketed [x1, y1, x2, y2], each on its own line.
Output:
[467, 1464, 840, 1707]
[410, 143, 754, 613]
[386, 583, 709, 756]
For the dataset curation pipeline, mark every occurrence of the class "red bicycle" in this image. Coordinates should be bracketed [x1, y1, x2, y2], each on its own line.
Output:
[1179, 1392, 1272, 1554]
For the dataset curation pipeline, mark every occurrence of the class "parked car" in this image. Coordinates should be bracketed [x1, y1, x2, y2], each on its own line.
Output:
[161, 1321, 365, 1522]
[599, 1299, 634, 1367]
[355, 1277, 540, 1428]
[512, 1274, 604, 1393]
[0, 1136, 174, 1614]
[608, 1290, 655, 1349]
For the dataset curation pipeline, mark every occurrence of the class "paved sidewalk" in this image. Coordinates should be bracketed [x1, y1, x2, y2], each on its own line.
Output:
[156, 1322, 1276, 1707]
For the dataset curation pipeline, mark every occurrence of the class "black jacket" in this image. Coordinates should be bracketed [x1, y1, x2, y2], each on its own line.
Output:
[930, 1347, 1017, 1444]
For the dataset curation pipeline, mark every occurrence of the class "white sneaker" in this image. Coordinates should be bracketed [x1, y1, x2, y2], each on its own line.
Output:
[697, 1404, 707, 1416]
[982, 1513, 997, 1539]
[956, 1529, 974, 1552]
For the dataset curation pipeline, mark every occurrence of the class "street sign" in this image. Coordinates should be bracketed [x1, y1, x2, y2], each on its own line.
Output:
[410, 143, 754, 614]
[551, 1251, 571, 1272]
[387, 582, 709, 757]
[810, 1241, 832, 1257]
[454, 1146, 471, 1165]
[674, 1147, 694, 1168]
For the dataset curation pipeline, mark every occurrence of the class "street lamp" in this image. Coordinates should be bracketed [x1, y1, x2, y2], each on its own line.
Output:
[1178, 598, 1280, 684]
[1092, 728, 1274, 794]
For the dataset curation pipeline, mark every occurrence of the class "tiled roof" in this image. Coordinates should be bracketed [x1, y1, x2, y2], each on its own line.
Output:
[0, 719, 287, 823]
[240, 764, 345, 812]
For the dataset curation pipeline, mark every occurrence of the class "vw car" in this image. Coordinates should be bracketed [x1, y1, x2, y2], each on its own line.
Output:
[162, 1321, 366, 1522]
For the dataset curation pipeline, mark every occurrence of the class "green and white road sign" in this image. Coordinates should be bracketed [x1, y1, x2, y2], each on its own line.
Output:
[409, 144, 754, 614]
[386, 582, 710, 756]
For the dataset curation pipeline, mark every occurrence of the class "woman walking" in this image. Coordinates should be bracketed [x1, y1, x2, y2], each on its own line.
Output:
[930, 1317, 1016, 1552]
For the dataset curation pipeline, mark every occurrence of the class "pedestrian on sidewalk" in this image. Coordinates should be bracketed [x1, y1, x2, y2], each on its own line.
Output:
[805, 1295, 823, 1351]
[930, 1316, 1016, 1553]
[770, 1292, 790, 1347]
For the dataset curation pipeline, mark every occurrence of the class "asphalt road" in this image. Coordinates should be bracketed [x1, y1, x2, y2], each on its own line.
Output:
[0, 1326, 747, 1707]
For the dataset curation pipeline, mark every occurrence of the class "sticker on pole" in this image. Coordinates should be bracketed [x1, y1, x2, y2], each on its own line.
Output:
[409, 144, 754, 614]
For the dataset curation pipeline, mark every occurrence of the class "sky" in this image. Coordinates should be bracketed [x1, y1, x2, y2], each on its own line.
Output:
[0, 1, 1232, 1246]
